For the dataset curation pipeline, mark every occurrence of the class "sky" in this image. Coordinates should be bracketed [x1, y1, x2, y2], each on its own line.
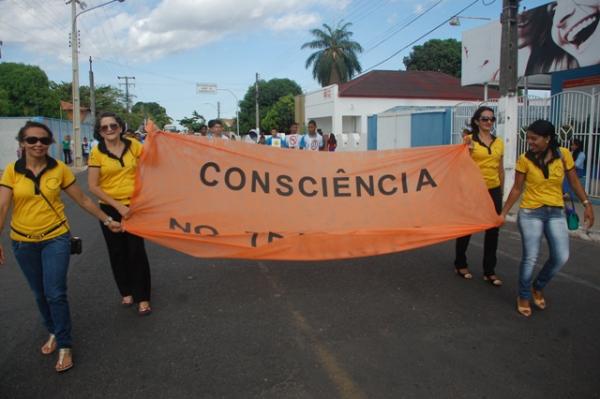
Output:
[0, 0, 551, 126]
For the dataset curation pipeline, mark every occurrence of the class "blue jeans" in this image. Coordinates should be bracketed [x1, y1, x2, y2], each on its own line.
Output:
[12, 232, 72, 348]
[517, 207, 570, 300]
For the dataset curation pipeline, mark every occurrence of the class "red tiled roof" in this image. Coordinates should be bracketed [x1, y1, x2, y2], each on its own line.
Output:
[338, 70, 498, 101]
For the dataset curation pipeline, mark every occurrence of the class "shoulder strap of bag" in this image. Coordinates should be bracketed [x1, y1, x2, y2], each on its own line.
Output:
[558, 150, 577, 210]
[35, 181, 67, 227]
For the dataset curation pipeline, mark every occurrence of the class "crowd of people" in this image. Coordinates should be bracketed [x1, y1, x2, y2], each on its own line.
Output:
[184, 119, 338, 151]
[0, 107, 595, 373]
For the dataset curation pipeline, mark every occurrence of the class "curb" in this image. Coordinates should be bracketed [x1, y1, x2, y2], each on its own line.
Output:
[505, 214, 600, 243]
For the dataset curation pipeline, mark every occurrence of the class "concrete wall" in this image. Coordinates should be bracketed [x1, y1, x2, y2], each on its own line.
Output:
[0, 118, 28, 170]
[304, 84, 484, 153]
[0, 117, 94, 170]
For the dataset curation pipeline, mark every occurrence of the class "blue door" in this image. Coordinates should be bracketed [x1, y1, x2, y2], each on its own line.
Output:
[367, 115, 377, 150]
[411, 110, 451, 147]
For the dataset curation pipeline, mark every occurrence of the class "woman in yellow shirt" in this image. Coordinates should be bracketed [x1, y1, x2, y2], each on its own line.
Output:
[88, 112, 152, 315]
[455, 106, 504, 286]
[0, 121, 121, 372]
[501, 119, 595, 317]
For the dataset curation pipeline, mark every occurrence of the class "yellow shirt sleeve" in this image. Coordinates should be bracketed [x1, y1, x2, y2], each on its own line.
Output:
[560, 147, 575, 170]
[515, 154, 529, 174]
[88, 146, 102, 167]
[0, 163, 15, 189]
[59, 162, 76, 189]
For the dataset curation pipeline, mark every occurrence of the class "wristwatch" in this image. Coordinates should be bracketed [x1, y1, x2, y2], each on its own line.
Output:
[103, 216, 114, 226]
[582, 200, 591, 207]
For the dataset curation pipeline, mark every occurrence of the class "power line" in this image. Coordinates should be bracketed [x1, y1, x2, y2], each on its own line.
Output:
[365, 0, 444, 53]
[360, 0, 483, 75]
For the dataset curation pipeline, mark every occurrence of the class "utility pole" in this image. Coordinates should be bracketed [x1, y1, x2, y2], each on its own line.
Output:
[118, 76, 135, 113]
[68, 0, 83, 167]
[0, 41, 3, 59]
[255, 73, 260, 133]
[498, 0, 519, 200]
[217, 101, 221, 119]
[68, 0, 126, 168]
[89, 56, 96, 122]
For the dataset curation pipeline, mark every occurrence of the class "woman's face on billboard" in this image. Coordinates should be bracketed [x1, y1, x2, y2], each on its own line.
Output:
[552, 0, 600, 66]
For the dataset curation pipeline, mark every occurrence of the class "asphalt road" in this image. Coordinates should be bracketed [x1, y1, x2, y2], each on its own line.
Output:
[1, 176, 599, 399]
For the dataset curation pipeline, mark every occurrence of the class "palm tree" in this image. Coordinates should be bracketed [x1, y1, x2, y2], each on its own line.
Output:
[302, 22, 363, 87]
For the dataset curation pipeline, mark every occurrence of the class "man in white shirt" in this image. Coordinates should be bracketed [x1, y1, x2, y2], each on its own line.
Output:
[208, 119, 229, 140]
[298, 120, 324, 151]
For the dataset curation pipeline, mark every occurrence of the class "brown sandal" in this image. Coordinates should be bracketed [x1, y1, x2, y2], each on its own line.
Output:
[138, 301, 152, 316]
[532, 288, 546, 310]
[55, 348, 73, 373]
[517, 298, 532, 317]
[41, 334, 57, 355]
[455, 268, 473, 279]
[483, 275, 503, 286]
[121, 296, 134, 307]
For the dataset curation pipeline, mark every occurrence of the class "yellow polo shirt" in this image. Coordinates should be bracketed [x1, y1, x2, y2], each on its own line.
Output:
[88, 138, 142, 205]
[516, 147, 574, 209]
[468, 134, 504, 189]
[0, 157, 75, 242]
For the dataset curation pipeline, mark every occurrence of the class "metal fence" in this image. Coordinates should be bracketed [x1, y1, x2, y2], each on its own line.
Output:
[451, 90, 599, 198]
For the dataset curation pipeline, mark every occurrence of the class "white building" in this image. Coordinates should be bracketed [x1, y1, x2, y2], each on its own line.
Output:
[303, 70, 496, 151]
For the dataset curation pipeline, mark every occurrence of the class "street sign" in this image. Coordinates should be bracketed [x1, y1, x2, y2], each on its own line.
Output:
[196, 83, 217, 94]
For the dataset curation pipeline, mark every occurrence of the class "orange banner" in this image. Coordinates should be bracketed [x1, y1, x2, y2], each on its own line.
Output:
[123, 130, 501, 260]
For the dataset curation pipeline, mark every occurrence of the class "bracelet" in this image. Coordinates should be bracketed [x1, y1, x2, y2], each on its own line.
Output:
[582, 199, 591, 207]
[103, 216, 114, 226]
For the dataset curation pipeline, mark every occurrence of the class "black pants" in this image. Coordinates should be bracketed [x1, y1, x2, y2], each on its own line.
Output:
[454, 186, 502, 276]
[63, 149, 72, 164]
[99, 204, 151, 302]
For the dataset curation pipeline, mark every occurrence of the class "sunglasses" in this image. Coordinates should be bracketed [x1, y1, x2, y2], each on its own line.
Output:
[23, 136, 52, 145]
[479, 116, 496, 122]
[100, 123, 120, 132]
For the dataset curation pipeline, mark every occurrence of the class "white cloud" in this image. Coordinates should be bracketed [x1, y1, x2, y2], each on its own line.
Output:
[0, 0, 342, 63]
[267, 13, 321, 31]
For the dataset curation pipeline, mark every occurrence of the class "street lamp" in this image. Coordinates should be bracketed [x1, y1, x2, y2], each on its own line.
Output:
[218, 88, 240, 137]
[196, 83, 240, 137]
[449, 15, 491, 26]
[68, 0, 125, 168]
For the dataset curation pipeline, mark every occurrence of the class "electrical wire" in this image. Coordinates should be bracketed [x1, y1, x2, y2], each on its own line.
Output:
[360, 0, 487, 74]
[365, 0, 444, 53]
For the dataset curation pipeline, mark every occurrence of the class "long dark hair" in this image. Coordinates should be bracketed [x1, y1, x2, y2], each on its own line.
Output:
[470, 106, 495, 138]
[520, 4, 578, 75]
[93, 111, 126, 141]
[525, 119, 560, 177]
[571, 139, 584, 161]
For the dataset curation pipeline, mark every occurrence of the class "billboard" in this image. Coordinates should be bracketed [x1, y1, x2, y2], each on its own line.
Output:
[462, 1, 600, 86]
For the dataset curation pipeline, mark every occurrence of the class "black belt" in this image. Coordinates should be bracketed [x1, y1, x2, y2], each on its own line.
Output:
[11, 220, 67, 240]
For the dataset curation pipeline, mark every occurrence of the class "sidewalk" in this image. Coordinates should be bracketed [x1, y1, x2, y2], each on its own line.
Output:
[505, 199, 600, 243]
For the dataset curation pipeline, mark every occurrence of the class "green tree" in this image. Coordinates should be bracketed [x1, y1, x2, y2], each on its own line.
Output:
[0, 88, 10, 115]
[178, 111, 205, 132]
[302, 22, 363, 87]
[262, 94, 296, 132]
[403, 38, 461, 77]
[238, 78, 302, 134]
[50, 81, 128, 116]
[0, 62, 55, 116]
[131, 102, 172, 130]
